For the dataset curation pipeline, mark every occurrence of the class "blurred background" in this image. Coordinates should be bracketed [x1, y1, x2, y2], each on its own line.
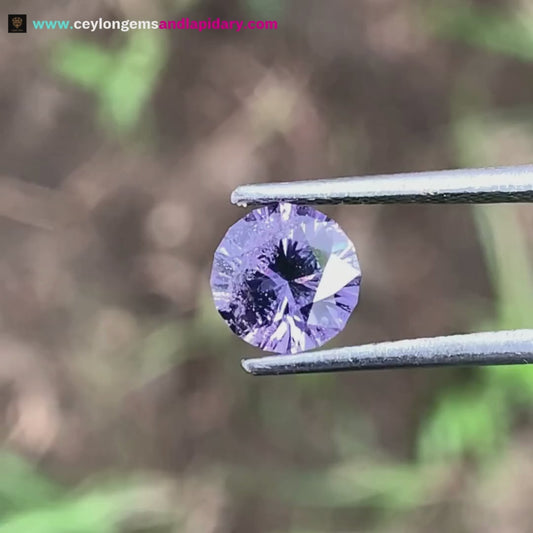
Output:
[1, 0, 533, 532]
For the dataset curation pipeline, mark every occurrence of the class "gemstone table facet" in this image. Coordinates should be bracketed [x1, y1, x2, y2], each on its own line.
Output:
[210, 203, 361, 354]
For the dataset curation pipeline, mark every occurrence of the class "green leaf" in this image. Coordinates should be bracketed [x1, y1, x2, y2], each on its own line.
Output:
[473, 205, 533, 330]
[428, 3, 533, 61]
[52, 41, 113, 91]
[0, 454, 63, 515]
[273, 462, 433, 511]
[245, 0, 285, 20]
[417, 388, 508, 462]
[52, 32, 166, 136]
[0, 488, 132, 533]
[100, 32, 166, 134]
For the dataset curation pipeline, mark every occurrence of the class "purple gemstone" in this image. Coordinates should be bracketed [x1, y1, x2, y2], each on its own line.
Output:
[210, 203, 361, 354]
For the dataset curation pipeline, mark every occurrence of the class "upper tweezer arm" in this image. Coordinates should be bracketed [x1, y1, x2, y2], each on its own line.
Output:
[233, 164, 533, 376]
[232, 164, 533, 206]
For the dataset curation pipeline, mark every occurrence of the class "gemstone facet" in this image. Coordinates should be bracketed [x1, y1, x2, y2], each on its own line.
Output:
[210, 203, 361, 354]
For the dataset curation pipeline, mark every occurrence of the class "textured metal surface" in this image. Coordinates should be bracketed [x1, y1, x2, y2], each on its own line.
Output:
[241, 330, 533, 376]
[232, 165, 533, 206]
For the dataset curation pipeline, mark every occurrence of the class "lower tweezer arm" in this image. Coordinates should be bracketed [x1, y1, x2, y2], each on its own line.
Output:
[242, 330, 533, 376]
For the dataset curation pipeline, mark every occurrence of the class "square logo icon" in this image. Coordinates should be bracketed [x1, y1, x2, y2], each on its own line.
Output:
[8, 14, 27, 33]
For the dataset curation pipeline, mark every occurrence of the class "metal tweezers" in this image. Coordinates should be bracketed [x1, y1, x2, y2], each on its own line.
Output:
[232, 164, 533, 376]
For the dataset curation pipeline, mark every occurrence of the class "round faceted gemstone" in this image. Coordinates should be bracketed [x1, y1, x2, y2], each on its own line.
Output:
[210, 203, 361, 354]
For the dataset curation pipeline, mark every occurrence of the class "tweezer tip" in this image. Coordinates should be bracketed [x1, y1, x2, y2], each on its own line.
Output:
[240, 358, 255, 374]
[230, 188, 248, 207]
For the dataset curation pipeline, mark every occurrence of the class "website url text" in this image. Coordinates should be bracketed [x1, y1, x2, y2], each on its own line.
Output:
[31, 18, 278, 32]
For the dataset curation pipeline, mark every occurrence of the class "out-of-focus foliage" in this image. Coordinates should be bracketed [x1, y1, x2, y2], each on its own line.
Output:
[245, 0, 285, 20]
[430, 3, 533, 61]
[0, 454, 62, 515]
[416, 1, 533, 465]
[0, 455, 184, 533]
[0, 455, 136, 533]
[52, 32, 166, 136]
